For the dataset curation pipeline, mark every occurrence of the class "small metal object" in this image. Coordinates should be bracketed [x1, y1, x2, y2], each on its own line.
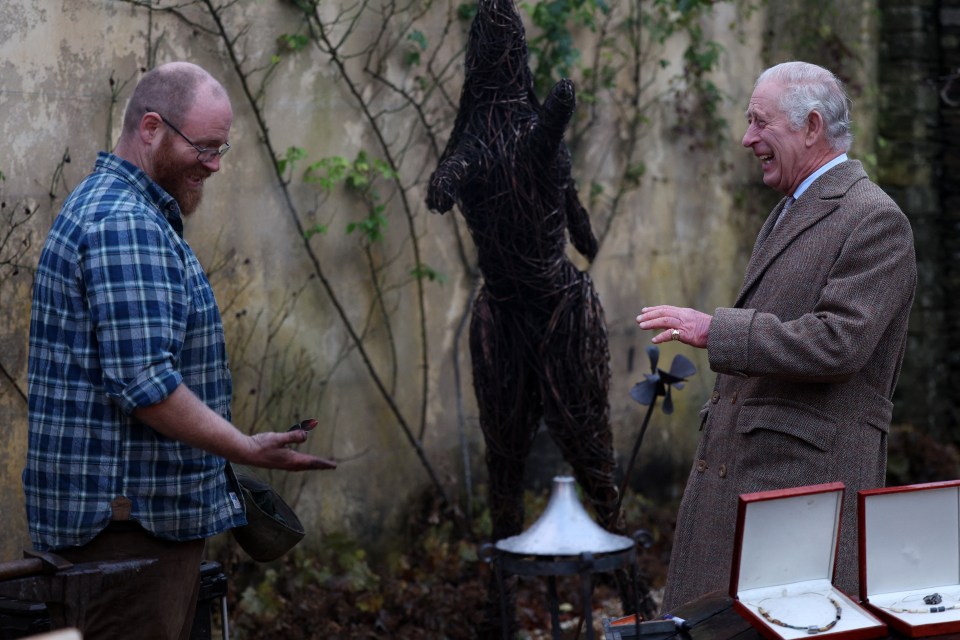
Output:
[924, 593, 943, 605]
[671, 328, 680, 341]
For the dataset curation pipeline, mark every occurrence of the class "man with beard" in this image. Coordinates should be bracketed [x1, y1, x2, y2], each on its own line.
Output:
[23, 61, 335, 640]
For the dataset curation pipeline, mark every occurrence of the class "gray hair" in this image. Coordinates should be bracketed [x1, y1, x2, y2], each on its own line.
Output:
[756, 61, 853, 153]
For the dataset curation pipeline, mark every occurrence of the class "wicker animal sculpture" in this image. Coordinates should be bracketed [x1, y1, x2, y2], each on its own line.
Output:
[426, 0, 632, 632]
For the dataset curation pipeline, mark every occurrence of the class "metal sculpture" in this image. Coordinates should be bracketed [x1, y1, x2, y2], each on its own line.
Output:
[426, 0, 635, 632]
[620, 346, 696, 511]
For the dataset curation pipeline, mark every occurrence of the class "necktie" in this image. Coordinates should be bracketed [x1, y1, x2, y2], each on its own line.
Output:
[773, 196, 794, 228]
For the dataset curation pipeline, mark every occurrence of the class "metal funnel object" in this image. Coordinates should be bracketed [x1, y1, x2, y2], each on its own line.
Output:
[495, 476, 635, 556]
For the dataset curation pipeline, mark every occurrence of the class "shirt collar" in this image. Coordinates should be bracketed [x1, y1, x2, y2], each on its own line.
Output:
[95, 152, 184, 237]
[792, 153, 848, 201]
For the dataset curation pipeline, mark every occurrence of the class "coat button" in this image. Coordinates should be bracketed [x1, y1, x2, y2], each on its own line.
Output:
[718, 464, 728, 478]
[711, 391, 720, 404]
[730, 391, 738, 404]
[696, 460, 708, 473]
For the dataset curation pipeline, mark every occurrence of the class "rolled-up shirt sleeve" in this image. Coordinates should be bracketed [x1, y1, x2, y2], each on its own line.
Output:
[80, 211, 186, 414]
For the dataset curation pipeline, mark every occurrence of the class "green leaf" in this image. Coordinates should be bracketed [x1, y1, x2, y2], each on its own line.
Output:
[276, 33, 310, 53]
[407, 30, 428, 51]
[347, 212, 387, 242]
[277, 146, 307, 176]
[304, 223, 328, 239]
[410, 264, 447, 284]
[456, 3, 477, 20]
[304, 156, 350, 191]
[625, 162, 646, 185]
[372, 158, 396, 180]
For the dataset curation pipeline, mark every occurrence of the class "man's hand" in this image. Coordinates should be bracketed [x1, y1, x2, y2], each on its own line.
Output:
[135, 387, 337, 471]
[636, 305, 712, 349]
[245, 420, 337, 471]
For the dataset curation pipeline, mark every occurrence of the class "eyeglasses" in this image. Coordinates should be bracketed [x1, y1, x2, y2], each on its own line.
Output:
[153, 111, 230, 163]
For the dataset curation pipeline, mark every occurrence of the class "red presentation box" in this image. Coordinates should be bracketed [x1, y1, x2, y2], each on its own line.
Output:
[859, 479, 960, 637]
[730, 482, 887, 640]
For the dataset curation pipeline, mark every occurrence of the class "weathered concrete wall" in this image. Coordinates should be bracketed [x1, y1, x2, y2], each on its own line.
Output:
[0, 0, 895, 564]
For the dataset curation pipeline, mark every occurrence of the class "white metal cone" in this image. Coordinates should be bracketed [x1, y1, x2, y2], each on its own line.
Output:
[495, 476, 634, 556]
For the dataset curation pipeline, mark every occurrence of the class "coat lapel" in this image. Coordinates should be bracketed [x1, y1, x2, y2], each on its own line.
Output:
[734, 160, 868, 309]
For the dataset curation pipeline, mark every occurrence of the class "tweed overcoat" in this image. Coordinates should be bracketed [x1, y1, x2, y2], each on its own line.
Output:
[660, 160, 917, 612]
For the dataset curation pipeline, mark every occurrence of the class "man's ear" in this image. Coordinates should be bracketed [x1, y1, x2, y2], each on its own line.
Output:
[139, 112, 163, 145]
[805, 110, 825, 147]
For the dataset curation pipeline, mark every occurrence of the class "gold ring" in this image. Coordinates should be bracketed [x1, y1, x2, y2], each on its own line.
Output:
[671, 328, 681, 341]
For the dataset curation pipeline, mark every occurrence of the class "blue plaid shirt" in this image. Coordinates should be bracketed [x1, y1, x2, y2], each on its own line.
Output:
[24, 152, 246, 551]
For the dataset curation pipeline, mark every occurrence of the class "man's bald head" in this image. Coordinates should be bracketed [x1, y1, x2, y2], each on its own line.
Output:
[121, 62, 229, 138]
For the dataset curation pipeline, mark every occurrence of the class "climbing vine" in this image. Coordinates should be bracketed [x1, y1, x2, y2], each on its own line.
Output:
[0, 171, 34, 403]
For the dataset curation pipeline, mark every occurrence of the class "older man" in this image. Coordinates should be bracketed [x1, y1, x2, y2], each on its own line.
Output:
[24, 61, 335, 639]
[638, 61, 916, 611]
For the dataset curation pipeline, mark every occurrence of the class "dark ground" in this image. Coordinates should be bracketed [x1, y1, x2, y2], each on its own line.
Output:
[207, 423, 957, 639]
[213, 489, 675, 639]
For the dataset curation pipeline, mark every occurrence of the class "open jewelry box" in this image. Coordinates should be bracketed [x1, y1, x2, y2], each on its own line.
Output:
[730, 482, 888, 640]
[859, 479, 960, 637]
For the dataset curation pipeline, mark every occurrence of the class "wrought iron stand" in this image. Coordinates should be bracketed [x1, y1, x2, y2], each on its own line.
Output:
[494, 545, 640, 640]
[489, 476, 643, 640]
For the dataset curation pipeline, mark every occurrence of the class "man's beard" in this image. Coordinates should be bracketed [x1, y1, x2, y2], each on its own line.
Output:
[153, 138, 210, 216]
